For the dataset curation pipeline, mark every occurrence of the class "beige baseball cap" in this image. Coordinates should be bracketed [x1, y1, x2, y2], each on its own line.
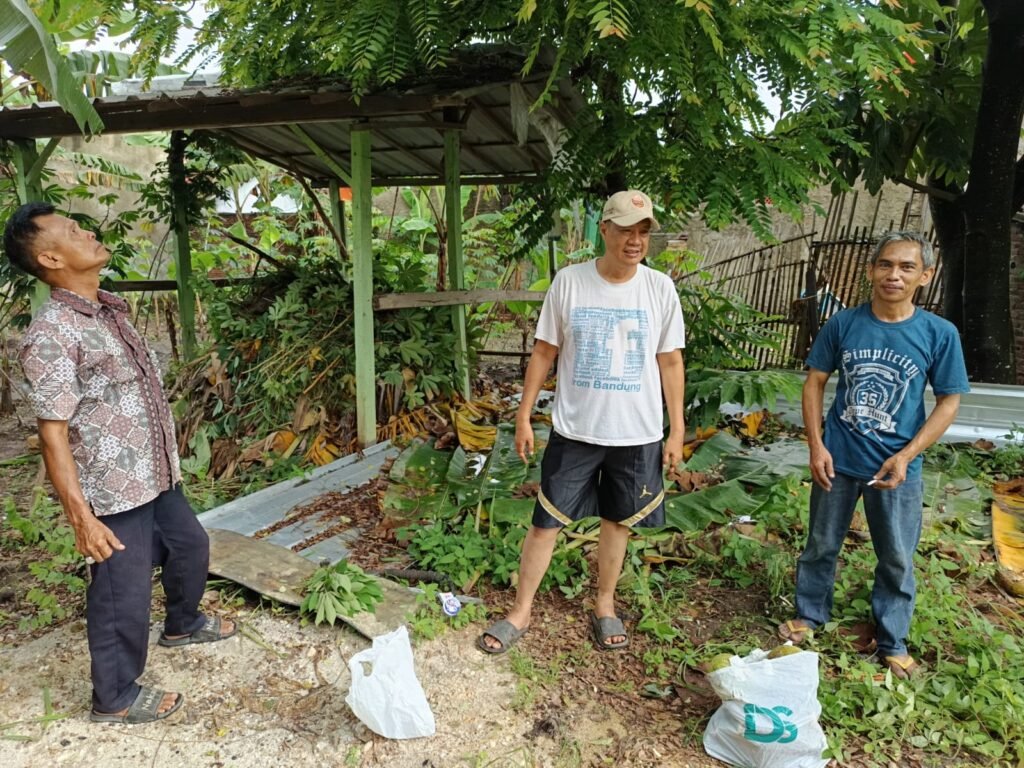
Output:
[601, 190, 660, 230]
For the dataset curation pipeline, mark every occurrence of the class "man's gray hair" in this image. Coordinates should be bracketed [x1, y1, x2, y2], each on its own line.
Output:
[869, 231, 936, 269]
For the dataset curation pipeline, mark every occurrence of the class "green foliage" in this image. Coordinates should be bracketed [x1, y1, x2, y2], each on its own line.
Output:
[299, 560, 384, 625]
[406, 582, 487, 641]
[814, 535, 1024, 764]
[646, 247, 804, 427]
[628, 454, 1024, 764]
[0, 0, 103, 132]
[2, 488, 85, 631]
[138, 132, 252, 228]
[924, 426, 1024, 483]
[105, 0, 928, 245]
[400, 516, 590, 597]
[686, 368, 803, 430]
[401, 518, 519, 591]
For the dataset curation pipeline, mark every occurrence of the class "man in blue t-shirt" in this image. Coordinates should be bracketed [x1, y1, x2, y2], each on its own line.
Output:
[778, 231, 969, 678]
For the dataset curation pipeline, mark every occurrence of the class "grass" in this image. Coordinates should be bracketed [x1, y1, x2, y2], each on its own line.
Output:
[621, 446, 1024, 767]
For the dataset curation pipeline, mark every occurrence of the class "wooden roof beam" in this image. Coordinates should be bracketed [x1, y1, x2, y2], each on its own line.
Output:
[0, 91, 463, 140]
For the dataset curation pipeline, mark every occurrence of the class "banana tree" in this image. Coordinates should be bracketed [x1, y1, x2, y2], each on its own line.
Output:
[0, 0, 103, 133]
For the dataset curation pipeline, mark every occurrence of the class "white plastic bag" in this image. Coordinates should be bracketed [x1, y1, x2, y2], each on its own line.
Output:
[702, 648, 828, 768]
[345, 625, 436, 739]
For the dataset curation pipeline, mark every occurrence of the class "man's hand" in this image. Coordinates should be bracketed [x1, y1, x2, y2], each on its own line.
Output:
[809, 445, 835, 491]
[515, 420, 535, 465]
[73, 516, 125, 563]
[871, 453, 909, 489]
[663, 428, 685, 469]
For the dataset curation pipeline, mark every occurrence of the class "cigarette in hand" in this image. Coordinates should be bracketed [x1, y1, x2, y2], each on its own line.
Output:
[866, 479, 878, 486]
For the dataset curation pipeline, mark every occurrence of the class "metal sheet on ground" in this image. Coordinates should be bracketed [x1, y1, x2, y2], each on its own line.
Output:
[206, 528, 418, 638]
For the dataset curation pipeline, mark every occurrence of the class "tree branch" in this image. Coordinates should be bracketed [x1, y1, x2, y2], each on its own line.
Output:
[289, 167, 350, 260]
[895, 175, 961, 203]
[214, 229, 292, 273]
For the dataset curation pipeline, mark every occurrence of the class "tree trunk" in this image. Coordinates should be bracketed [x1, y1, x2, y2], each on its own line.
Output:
[928, 180, 965, 328]
[959, 0, 1024, 383]
[596, 71, 628, 194]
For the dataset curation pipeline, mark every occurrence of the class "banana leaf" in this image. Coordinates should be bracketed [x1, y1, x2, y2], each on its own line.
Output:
[722, 438, 811, 483]
[662, 478, 763, 532]
[922, 467, 988, 534]
[683, 430, 743, 472]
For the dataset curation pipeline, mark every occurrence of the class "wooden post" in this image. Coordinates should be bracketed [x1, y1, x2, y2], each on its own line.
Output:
[350, 128, 377, 446]
[328, 179, 347, 250]
[444, 121, 471, 399]
[168, 131, 196, 359]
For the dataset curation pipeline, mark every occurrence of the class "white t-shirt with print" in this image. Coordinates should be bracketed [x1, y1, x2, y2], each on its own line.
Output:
[535, 260, 686, 446]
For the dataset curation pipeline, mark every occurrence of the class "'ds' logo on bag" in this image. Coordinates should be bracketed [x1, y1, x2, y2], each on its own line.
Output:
[743, 704, 798, 744]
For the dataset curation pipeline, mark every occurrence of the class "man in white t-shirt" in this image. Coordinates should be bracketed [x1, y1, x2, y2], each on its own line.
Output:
[479, 190, 686, 654]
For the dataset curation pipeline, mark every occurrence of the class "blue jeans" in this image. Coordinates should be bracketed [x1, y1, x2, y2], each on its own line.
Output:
[794, 472, 924, 658]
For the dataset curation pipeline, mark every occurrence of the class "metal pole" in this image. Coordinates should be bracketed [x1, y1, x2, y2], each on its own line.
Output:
[350, 128, 377, 446]
[444, 122, 471, 399]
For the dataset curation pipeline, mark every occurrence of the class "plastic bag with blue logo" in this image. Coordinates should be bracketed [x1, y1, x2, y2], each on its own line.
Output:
[345, 625, 436, 739]
[702, 647, 829, 768]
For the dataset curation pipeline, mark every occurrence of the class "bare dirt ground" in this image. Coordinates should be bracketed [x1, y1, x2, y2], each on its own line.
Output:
[0, 583, 723, 768]
[1, 400, 723, 768]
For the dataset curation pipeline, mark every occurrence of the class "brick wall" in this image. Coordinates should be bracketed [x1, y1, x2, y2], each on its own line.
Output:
[1011, 218, 1024, 384]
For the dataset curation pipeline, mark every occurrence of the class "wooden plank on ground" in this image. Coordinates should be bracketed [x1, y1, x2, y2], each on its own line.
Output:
[207, 528, 417, 639]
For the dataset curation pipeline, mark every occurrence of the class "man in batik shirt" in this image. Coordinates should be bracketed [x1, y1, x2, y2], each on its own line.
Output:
[5, 202, 235, 724]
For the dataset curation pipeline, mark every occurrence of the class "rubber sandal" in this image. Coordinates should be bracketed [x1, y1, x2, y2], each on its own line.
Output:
[158, 616, 237, 647]
[883, 654, 922, 679]
[477, 619, 528, 655]
[590, 612, 629, 651]
[777, 619, 814, 644]
[90, 686, 183, 724]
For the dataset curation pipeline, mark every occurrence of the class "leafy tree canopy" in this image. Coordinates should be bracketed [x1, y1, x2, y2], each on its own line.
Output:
[103, 0, 927, 239]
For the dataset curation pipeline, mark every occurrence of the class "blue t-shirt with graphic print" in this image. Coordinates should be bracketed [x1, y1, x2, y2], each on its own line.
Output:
[806, 303, 970, 481]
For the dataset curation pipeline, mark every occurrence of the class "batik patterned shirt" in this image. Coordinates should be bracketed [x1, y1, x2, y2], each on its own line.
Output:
[19, 287, 181, 516]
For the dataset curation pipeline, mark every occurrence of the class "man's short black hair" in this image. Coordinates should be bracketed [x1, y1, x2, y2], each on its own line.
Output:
[3, 201, 56, 279]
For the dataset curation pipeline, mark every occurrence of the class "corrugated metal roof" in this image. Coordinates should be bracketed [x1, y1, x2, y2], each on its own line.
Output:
[0, 52, 585, 185]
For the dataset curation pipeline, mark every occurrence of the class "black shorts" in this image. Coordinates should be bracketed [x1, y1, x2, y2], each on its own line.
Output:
[532, 431, 666, 529]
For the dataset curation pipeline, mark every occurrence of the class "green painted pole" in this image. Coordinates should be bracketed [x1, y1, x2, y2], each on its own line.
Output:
[11, 140, 50, 312]
[350, 129, 377, 446]
[444, 126, 471, 400]
[168, 131, 196, 359]
[584, 202, 604, 257]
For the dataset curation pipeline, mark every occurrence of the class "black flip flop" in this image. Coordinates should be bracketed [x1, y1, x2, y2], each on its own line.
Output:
[90, 686, 183, 724]
[477, 619, 527, 654]
[590, 612, 629, 651]
[158, 616, 237, 647]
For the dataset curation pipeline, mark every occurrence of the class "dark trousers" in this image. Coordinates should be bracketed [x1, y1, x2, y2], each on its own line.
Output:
[87, 486, 209, 713]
